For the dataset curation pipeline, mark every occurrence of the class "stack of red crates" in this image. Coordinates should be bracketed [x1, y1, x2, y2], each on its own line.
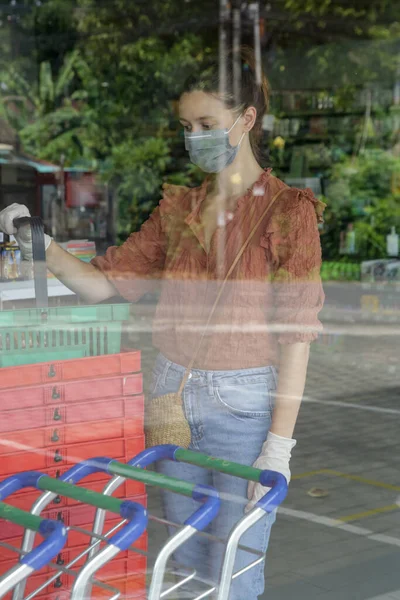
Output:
[0, 351, 147, 599]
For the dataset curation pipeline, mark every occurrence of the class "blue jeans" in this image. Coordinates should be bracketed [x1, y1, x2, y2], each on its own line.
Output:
[150, 353, 278, 600]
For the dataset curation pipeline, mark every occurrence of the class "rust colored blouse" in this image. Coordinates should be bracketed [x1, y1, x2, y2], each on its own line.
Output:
[92, 169, 325, 370]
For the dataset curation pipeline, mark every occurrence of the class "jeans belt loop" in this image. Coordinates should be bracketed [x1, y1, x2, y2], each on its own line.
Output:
[207, 371, 214, 396]
[161, 358, 171, 387]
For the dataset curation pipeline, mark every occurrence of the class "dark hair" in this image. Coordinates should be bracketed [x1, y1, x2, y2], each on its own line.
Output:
[181, 46, 269, 161]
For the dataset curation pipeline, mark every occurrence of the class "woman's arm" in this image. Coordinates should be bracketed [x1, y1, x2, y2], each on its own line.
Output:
[47, 200, 169, 304]
[245, 343, 310, 511]
[46, 241, 118, 304]
[246, 189, 324, 510]
[270, 342, 310, 438]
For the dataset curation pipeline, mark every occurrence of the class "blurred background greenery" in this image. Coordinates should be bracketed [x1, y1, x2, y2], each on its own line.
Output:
[1, 0, 399, 263]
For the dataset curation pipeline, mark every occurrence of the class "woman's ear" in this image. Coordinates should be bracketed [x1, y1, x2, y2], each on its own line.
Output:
[243, 106, 257, 132]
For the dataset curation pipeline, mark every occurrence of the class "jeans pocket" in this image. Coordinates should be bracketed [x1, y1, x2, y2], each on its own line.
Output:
[149, 368, 165, 398]
[214, 372, 276, 418]
[150, 365, 183, 399]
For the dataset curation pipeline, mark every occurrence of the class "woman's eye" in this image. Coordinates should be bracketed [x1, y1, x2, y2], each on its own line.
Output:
[183, 125, 192, 132]
[202, 124, 212, 130]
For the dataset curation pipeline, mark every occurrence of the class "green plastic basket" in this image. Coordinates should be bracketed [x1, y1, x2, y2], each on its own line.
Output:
[0, 304, 130, 367]
[0, 218, 131, 367]
[0, 304, 130, 327]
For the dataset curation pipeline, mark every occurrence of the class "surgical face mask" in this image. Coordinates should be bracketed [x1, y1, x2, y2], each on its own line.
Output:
[184, 113, 245, 173]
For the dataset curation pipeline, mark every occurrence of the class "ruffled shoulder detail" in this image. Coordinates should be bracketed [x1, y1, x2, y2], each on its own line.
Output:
[260, 185, 325, 256]
[279, 186, 326, 226]
[297, 187, 326, 224]
[265, 186, 325, 233]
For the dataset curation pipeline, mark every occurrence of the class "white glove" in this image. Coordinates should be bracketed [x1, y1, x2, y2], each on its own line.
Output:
[246, 431, 297, 512]
[0, 204, 52, 261]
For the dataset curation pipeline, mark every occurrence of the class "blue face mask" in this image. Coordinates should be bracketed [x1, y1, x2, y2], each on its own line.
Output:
[184, 114, 245, 173]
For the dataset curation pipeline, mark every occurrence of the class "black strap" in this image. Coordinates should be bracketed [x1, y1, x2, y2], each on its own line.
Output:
[14, 216, 48, 309]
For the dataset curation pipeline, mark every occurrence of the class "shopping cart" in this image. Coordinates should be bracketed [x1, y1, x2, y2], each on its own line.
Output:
[5, 456, 220, 600]
[4, 447, 285, 600]
[89, 444, 288, 600]
[10, 446, 286, 600]
[0, 491, 67, 597]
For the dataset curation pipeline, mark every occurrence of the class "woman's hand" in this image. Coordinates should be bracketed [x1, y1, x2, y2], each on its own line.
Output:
[245, 344, 309, 512]
[246, 432, 296, 512]
[0, 204, 117, 303]
[0, 204, 52, 260]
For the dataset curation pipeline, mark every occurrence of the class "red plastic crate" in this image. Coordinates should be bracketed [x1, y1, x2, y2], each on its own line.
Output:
[0, 554, 147, 600]
[67, 517, 148, 551]
[50, 551, 147, 597]
[0, 542, 146, 579]
[0, 394, 144, 436]
[0, 428, 49, 456]
[0, 515, 146, 568]
[1, 555, 147, 600]
[0, 438, 125, 478]
[0, 373, 143, 415]
[0, 434, 145, 478]
[63, 549, 146, 580]
[99, 571, 146, 599]
[6, 487, 66, 512]
[0, 351, 141, 392]
[0, 413, 144, 456]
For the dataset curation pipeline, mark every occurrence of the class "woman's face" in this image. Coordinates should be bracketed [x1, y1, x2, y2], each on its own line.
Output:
[179, 90, 245, 147]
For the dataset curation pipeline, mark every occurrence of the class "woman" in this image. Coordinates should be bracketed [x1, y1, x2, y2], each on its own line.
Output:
[0, 49, 324, 599]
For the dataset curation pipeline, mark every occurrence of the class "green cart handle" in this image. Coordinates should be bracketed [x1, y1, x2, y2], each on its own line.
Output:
[133, 444, 266, 481]
[0, 502, 67, 572]
[136, 445, 288, 512]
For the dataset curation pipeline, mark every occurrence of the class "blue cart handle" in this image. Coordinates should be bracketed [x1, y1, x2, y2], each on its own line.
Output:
[256, 470, 288, 513]
[116, 449, 220, 532]
[107, 500, 148, 551]
[21, 520, 68, 571]
[185, 484, 220, 530]
[0, 475, 68, 572]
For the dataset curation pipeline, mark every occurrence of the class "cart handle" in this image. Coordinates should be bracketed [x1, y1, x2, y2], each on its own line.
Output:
[2, 456, 219, 533]
[0, 470, 147, 552]
[13, 216, 48, 309]
[104, 458, 220, 532]
[0, 502, 67, 571]
[58, 454, 219, 532]
[54, 454, 219, 532]
[61, 456, 219, 526]
[136, 445, 288, 513]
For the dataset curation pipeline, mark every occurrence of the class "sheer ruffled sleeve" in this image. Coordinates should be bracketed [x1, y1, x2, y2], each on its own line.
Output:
[91, 183, 189, 302]
[261, 187, 326, 344]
